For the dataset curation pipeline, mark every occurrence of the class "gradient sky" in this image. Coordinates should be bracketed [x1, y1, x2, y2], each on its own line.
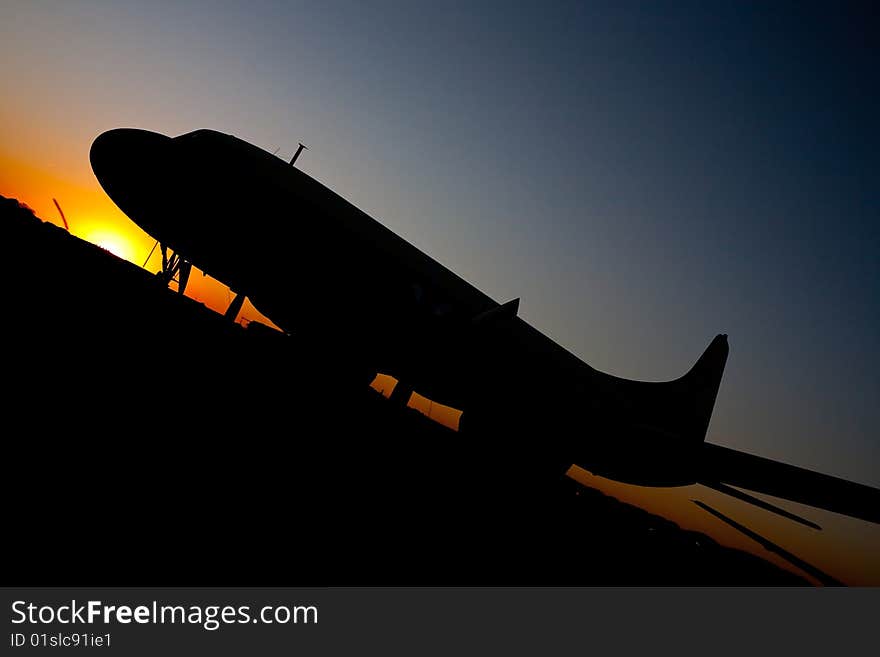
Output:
[1, 0, 877, 496]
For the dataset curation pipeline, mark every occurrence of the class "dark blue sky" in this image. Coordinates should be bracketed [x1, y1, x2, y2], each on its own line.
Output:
[2, 1, 877, 484]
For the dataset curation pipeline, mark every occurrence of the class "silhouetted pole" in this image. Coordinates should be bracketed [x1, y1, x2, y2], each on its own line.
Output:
[52, 198, 69, 231]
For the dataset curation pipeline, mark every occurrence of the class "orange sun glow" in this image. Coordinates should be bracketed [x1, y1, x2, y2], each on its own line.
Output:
[92, 233, 133, 261]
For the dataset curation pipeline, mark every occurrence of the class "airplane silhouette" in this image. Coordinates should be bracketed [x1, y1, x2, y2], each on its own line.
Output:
[90, 127, 880, 528]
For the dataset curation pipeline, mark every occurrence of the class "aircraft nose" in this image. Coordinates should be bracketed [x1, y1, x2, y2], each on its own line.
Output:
[91, 128, 172, 191]
[90, 128, 175, 234]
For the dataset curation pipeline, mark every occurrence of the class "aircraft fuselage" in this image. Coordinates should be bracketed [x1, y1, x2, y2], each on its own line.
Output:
[91, 127, 728, 485]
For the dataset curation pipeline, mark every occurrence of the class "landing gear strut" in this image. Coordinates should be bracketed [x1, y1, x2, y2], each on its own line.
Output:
[158, 244, 192, 296]
[144, 240, 192, 296]
[144, 240, 246, 322]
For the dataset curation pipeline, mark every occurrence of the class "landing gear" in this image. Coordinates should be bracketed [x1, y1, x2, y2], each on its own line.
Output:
[224, 291, 246, 322]
[144, 240, 247, 323]
[388, 381, 414, 406]
[158, 244, 193, 296]
[144, 240, 192, 296]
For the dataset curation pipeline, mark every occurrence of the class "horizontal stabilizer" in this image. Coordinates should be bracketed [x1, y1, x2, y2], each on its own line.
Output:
[700, 443, 880, 524]
[701, 480, 821, 530]
[692, 500, 842, 585]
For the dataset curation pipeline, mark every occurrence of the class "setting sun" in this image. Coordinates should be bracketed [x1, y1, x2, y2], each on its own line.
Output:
[87, 230, 134, 262]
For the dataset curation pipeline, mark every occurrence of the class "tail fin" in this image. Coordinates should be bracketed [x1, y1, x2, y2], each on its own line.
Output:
[615, 334, 729, 447]
[676, 333, 729, 443]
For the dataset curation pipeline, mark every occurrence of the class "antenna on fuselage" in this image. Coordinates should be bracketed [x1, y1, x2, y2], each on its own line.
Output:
[290, 142, 308, 167]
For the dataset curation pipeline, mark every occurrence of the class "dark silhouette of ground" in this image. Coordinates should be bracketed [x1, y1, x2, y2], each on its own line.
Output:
[0, 195, 806, 585]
